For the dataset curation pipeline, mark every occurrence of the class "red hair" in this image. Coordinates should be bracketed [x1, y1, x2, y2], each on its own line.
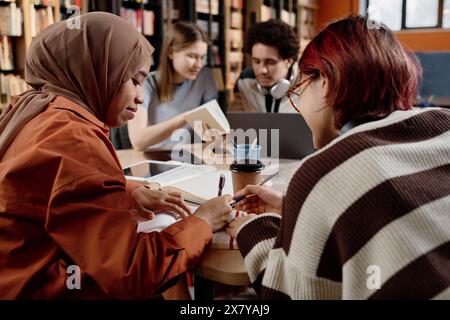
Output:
[299, 15, 422, 128]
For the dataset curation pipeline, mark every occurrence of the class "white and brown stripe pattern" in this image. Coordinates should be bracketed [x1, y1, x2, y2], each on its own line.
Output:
[236, 108, 450, 300]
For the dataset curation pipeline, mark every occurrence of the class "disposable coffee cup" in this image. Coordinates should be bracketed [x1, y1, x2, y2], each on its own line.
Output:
[230, 160, 264, 193]
[230, 143, 264, 193]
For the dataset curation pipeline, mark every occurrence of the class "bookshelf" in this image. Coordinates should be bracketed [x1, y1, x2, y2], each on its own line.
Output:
[21, 1, 61, 63]
[186, 0, 246, 110]
[244, 0, 318, 66]
[224, 0, 244, 103]
[117, 0, 163, 70]
[245, 0, 298, 29]
[297, 0, 317, 52]
[101, 1, 191, 71]
[187, 0, 228, 110]
[1, 0, 23, 112]
[1, 0, 61, 113]
[84, 0, 243, 110]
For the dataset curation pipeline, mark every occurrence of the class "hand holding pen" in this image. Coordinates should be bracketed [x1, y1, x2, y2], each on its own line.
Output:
[229, 173, 279, 208]
[216, 173, 283, 217]
[217, 173, 271, 208]
[231, 185, 284, 215]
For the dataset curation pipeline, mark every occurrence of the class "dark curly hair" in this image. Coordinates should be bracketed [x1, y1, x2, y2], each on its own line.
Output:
[245, 19, 300, 61]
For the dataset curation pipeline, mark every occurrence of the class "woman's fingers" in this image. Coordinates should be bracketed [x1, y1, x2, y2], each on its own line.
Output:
[166, 195, 192, 216]
[136, 205, 155, 220]
[162, 202, 189, 218]
[233, 185, 262, 200]
[167, 191, 183, 199]
[236, 195, 260, 210]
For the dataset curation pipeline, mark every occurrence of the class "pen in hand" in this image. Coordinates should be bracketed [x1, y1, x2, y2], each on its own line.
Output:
[229, 194, 257, 208]
[217, 173, 225, 196]
[228, 173, 277, 208]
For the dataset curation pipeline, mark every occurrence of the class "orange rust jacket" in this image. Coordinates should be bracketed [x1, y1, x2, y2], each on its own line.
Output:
[0, 97, 212, 299]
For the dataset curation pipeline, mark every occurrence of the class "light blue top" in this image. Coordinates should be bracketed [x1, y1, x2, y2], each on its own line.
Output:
[142, 67, 218, 148]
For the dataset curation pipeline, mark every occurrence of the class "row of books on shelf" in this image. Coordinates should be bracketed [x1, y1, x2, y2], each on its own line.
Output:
[30, 4, 55, 38]
[212, 67, 224, 91]
[229, 29, 243, 50]
[211, 45, 221, 66]
[229, 51, 243, 64]
[299, 8, 316, 39]
[196, 19, 219, 41]
[230, 11, 243, 29]
[120, 7, 155, 36]
[0, 36, 13, 71]
[280, 9, 296, 28]
[196, 0, 219, 15]
[260, 6, 297, 28]
[0, 73, 29, 113]
[260, 5, 276, 22]
[0, 2, 23, 36]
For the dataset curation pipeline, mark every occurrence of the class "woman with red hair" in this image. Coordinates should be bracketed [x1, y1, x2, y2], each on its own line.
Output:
[227, 15, 450, 300]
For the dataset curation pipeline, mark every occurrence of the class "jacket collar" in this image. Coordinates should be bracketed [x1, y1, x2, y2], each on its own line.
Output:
[48, 96, 109, 132]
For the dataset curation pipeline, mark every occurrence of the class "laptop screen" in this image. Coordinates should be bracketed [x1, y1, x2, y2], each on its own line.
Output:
[226, 112, 316, 160]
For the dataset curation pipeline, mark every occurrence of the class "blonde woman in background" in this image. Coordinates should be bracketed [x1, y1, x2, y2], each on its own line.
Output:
[128, 21, 218, 151]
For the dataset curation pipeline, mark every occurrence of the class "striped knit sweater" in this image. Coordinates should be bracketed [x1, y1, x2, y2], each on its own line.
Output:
[235, 108, 450, 300]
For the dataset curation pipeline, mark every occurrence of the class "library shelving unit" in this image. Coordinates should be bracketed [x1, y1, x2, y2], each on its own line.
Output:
[224, 0, 244, 104]
[1, 0, 61, 113]
[297, 0, 317, 53]
[93, 0, 191, 71]
[117, 0, 164, 71]
[244, 0, 318, 65]
[184, 0, 228, 110]
[20, 0, 61, 70]
[87, 0, 242, 111]
[0, 0, 21, 112]
[246, 0, 297, 28]
[185, 0, 246, 111]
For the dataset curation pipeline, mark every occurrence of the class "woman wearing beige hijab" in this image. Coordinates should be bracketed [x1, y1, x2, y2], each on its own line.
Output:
[0, 12, 231, 299]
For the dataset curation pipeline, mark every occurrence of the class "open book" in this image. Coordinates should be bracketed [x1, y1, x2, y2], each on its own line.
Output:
[148, 168, 234, 206]
[184, 100, 231, 139]
[136, 210, 248, 250]
[124, 159, 234, 205]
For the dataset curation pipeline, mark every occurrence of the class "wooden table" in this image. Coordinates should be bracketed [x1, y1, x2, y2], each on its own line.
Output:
[116, 148, 301, 299]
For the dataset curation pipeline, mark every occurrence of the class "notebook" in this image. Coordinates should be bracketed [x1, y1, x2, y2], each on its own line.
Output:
[124, 160, 220, 205]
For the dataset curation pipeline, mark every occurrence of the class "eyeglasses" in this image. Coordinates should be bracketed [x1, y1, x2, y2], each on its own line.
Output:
[287, 74, 316, 114]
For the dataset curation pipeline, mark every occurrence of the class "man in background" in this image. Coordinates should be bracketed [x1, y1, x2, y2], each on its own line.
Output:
[229, 20, 300, 113]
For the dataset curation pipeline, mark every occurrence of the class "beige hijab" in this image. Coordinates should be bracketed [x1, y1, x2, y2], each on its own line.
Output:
[0, 12, 154, 158]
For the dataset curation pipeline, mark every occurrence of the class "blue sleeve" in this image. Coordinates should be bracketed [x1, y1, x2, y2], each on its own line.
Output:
[142, 74, 156, 111]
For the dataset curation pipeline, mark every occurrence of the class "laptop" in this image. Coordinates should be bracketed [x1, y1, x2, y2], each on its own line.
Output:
[226, 112, 316, 160]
